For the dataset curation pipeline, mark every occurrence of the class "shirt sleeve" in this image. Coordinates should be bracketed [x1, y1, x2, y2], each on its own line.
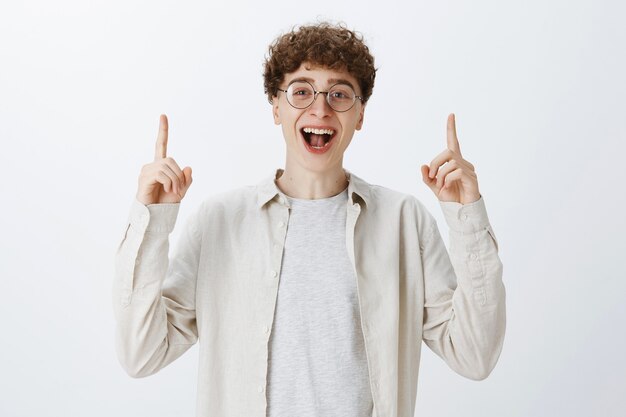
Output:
[420, 195, 506, 380]
[112, 197, 201, 378]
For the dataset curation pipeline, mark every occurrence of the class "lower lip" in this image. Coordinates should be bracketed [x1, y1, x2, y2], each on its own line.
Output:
[301, 132, 336, 154]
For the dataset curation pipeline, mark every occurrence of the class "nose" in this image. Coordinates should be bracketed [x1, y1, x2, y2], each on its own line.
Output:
[307, 92, 333, 118]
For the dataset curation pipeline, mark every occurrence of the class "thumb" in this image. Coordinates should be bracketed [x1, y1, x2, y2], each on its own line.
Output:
[420, 165, 435, 187]
[182, 166, 193, 188]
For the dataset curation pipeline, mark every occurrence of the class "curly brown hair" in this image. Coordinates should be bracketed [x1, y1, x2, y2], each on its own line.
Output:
[263, 21, 377, 105]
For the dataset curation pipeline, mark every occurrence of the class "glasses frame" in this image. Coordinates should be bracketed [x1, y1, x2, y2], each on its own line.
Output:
[276, 80, 364, 113]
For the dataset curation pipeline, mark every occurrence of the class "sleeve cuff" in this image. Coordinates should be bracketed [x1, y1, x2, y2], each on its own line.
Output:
[438, 195, 491, 234]
[128, 197, 180, 234]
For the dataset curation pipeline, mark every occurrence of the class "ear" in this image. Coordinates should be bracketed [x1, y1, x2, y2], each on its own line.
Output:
[272, 96, 281, 125]
[355, 102, 366, 131]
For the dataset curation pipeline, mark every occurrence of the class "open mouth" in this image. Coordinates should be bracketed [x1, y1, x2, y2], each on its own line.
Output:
[300, 127, 337, 150]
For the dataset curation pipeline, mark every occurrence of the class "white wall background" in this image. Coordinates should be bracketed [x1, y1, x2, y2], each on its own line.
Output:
[1, 0, 624, 416]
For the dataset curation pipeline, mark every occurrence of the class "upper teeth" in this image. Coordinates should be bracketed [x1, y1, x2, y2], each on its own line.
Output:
[303, 127, 335, 135]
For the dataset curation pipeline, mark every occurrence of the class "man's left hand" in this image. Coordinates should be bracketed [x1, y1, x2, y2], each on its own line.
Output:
[420, 113, 481, 205]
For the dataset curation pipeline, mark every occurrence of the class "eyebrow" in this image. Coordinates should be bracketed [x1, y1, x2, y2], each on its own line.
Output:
[288, 76, 357, 91]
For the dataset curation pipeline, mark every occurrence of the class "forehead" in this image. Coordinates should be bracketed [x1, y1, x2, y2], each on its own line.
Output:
[284, 62, 360, 92]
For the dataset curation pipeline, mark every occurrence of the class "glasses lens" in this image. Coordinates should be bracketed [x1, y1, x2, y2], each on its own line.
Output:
[286, 82, 315, 109]
[328, 84, 356, 112]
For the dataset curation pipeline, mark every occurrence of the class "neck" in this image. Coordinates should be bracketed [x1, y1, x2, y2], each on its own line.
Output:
[275, 163, 348, 200]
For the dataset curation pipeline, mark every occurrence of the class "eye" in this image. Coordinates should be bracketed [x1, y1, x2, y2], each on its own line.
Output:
[329, 85, 354, 100]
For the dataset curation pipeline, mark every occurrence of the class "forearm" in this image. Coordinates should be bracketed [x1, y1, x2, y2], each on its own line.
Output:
[112, 199, 197, 378]
[422, 196, 506, 380]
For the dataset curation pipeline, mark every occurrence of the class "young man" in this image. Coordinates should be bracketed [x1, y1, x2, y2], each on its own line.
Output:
[113, 22, 506, 417]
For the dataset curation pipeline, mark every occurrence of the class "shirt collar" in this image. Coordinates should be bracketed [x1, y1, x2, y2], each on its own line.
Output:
[255, 168, 370, 209]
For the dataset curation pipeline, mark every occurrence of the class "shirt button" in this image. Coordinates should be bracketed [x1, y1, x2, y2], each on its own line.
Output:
[470, 253, 478, 260]
[264, 325, 271, 333]
[277, 221, 285, 228]
[462, 213, 469, 220]
[273, 243, 280, 250]
[279, 197, 285, 205]
[258, 385, 264, 393]
[270, 270, 278, 278]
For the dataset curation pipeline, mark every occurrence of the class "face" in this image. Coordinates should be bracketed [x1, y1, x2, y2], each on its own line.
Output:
[272, 62, 366, 174]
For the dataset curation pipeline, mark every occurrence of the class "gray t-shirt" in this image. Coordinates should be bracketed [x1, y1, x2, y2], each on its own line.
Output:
[266, 186, 374, 417]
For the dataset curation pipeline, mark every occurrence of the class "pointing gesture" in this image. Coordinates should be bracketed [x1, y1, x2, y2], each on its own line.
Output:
[136, 114, 193, 206]
[420, 113, 481, 205]
[155, 113, 169, 160]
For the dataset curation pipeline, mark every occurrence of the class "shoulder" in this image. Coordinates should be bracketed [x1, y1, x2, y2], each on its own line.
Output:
[359, 179, 437, 241]
[195, 185, 257, 214]
[363, 180, 433, 219]
[384, 185, 434, 220]
[368, 183, 414, 205]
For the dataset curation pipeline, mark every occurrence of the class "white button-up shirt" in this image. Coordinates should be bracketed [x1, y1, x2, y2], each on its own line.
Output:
[113, 168, 506, 417]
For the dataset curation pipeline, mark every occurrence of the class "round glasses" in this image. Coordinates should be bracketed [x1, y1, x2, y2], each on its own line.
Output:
[277, 80, 363, 112]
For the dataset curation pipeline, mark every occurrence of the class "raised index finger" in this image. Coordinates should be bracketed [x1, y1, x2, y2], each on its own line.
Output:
[447, 113, 462, 156]
[154, 114, 168, 160]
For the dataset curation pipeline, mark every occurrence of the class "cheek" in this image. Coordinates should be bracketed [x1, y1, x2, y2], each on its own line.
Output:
[340, 116, 359, 132]
[280, 115, 303, 141]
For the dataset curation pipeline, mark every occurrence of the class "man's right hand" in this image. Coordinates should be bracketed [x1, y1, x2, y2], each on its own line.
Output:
[135, 114, 193, 205]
